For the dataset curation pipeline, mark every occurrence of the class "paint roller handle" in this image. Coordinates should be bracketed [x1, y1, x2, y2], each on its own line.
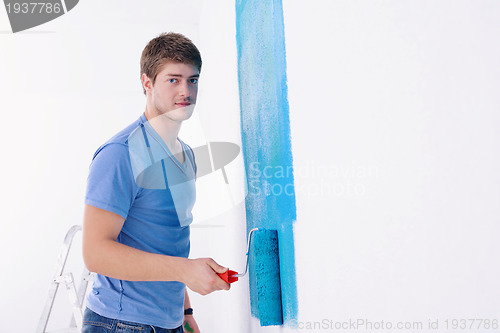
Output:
[217, 269, 239, 283]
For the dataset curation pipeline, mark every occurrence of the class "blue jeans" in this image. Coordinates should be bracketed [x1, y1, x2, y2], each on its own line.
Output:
[82, 308, 184, 333]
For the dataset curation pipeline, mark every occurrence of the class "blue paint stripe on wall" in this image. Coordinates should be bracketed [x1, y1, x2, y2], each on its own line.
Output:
[235, 0, 298, 325]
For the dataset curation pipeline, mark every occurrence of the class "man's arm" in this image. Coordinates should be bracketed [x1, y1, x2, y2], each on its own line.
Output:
[183, 290, 200, 333]
[82, 204, 230, 295]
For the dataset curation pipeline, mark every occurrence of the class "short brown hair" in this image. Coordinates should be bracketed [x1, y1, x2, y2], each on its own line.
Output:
[140, 32, 202, 94]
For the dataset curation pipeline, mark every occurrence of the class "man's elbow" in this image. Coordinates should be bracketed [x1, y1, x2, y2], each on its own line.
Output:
[82, 245, 98, 273]
[82, 240, 107, 273]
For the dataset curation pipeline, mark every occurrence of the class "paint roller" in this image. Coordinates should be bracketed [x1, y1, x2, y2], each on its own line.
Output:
[217, 227, 283, 326]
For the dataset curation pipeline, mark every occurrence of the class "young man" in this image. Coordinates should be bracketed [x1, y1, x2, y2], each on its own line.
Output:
[82, 32, 230, 333]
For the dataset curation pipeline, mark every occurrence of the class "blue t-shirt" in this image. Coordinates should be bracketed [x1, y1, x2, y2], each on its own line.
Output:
[85, 113, 197, 329]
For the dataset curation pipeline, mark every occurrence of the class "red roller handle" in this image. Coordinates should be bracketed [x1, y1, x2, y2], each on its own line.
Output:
[217, 269, 239, 283]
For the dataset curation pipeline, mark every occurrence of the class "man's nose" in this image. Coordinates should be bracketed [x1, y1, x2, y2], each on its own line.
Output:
[178, 81, 190, 98]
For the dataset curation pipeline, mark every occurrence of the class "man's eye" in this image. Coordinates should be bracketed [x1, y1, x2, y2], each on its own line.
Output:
[190, 78, 198, 84]
[169, 78, 177, 83]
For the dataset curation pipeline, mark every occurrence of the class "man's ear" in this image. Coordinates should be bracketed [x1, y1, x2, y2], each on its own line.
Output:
[141, 73, 153, 94]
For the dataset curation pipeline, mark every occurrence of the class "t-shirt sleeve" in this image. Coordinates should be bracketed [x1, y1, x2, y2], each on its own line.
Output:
[85, 143, 139, 219]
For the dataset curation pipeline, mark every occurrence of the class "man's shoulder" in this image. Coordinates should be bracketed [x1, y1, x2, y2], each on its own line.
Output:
[108, 115, 146, 146]
[92, 114, 145, 160]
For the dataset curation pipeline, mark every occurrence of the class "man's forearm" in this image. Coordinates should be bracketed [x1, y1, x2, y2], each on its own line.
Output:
[84, 238, 189, 282]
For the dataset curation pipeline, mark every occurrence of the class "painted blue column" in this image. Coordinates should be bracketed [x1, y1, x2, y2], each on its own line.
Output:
[235, 0, 298, 325]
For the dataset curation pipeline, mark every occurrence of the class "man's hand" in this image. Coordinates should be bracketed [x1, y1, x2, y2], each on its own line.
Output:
[181, 258, 230, 295]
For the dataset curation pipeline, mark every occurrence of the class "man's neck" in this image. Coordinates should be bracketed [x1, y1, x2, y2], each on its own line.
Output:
[144, 106, 182, 151]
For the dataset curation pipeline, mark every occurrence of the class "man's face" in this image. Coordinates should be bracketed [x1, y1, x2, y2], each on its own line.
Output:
[144, 61, 199, 121]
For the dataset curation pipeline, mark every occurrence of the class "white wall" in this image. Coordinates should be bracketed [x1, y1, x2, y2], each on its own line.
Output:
[2, 1, 500, 332]
[280, 1, 500, 332]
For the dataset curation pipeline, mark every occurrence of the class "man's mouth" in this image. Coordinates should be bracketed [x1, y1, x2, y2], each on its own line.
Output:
[175, 102, 191, 107]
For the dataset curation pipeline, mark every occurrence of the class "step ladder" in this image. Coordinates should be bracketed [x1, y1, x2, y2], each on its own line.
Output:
[37, 225, 94, 333]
